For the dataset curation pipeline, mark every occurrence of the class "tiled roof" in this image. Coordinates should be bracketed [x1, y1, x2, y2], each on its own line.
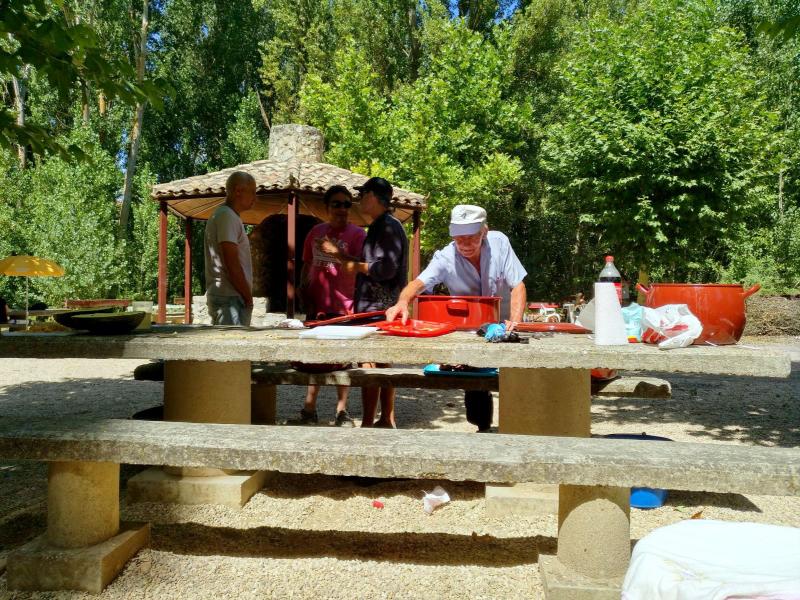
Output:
[151, 159, 426, 209]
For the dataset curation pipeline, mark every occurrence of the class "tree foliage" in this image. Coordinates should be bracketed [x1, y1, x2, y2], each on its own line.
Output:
[1, 0, 799, 310]
[541, 0, 775, 281]
[0, 0, 165, 159]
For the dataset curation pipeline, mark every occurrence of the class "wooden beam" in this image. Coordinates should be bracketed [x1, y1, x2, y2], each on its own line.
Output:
[157, 201, 168, 324]
[412, 209, 422, 317]
[412, 209, 421, 280]
[184, 218, 192, 324]
[286, 191, 299, 318]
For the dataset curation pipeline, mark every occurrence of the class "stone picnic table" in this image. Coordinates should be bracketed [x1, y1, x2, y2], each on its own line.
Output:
[0, 326, 792, 597]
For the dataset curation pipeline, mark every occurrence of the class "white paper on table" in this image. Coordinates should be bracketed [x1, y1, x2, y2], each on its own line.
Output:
[298, 326, 379, 340]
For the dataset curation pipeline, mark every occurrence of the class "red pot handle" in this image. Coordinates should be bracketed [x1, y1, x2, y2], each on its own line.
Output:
[635, 283, 653, 303]
[742, 283, 761, 299]
[446, 298, 469, 314]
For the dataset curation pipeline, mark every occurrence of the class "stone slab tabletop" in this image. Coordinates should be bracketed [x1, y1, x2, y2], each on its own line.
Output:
[0, 419, 798, 496]
[0, 325, 792, 377]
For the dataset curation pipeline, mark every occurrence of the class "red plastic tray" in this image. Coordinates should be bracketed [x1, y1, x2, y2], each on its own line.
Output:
[516, 322, 591, 334]
[371, 319, 457, 338]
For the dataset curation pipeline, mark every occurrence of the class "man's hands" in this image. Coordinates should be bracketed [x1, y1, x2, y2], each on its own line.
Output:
[340, 261, 368, 276]
[315, 236, 368, 275]
[316, 236, 344, 260]
[385, 279, 427, 324]
[220, 241, 253, 308]
[385, 301, 411, 324]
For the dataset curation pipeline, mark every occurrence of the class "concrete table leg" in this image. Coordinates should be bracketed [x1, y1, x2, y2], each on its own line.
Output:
[539, 485, 630, 599]
[486, 368, 590, 517]
[127, 360, 268, 507]
[7, 461, 149, 593]
[251, 382, 277, 425]
[486, 368, 631, 597]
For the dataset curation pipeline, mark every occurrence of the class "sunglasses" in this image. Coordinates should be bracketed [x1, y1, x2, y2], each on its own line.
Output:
[330, 200, 352, 209]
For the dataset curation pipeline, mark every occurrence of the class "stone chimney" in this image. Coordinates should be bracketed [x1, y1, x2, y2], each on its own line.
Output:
[268, 124, 324, 162]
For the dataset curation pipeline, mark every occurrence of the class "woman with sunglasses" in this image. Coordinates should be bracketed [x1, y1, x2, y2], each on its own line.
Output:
[292, 185, 366, 427]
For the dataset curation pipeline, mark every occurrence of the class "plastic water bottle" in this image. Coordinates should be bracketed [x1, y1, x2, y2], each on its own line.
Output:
[599, 256, 622, 302]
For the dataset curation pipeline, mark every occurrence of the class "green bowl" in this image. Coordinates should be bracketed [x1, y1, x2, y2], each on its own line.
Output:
[71, 311, 146, 335]
[54, 307, 116, 330]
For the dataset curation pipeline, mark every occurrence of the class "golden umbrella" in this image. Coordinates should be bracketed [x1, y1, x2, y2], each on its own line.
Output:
[0, 255, 65, 327]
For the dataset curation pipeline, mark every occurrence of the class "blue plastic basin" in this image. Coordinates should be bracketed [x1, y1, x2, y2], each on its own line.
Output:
[604, 433, 673, 509]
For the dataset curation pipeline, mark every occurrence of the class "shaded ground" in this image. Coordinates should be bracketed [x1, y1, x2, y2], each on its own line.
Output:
[0, 336, 797, 599]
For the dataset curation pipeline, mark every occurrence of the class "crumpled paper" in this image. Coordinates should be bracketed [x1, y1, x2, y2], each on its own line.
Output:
[277, 318, 305, 329]
[422, 485, 451, 514]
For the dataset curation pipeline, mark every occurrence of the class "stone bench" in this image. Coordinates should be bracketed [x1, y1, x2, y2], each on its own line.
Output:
[1, 418, 797, 594]
[133, 361, 671, 418]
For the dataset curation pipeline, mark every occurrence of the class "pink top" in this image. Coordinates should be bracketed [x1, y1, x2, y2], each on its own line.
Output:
[303, 222, 366, 317]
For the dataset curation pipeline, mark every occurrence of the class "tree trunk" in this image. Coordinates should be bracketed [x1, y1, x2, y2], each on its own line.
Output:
[255, 86, 271, 131]
[81, 81, 90, 125]
[11, 73, 27, 172]
[98, 93, 107, 144]
[778, 170, 784, 216]
[118, 0, 149, 238]
[637, 268, 649, 305]
[407, 4, 420, 80]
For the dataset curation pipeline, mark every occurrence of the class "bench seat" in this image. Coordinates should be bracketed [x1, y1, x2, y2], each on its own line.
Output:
[2, 417, 797, 594]
[134, 361, 671, 398]
[1, 418, 796, 496]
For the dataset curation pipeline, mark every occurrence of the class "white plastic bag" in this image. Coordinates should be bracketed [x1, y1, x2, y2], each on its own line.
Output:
[422, 486, 450, 514]
[641, 304, 703, 350]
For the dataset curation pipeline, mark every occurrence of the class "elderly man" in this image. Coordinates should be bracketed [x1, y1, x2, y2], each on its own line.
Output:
[386, 204, 527, 432]
[204, 171, 256, 326]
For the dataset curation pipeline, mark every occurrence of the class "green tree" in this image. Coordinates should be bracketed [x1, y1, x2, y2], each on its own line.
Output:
[301, 17, 528, 253]
[0, 128, 126, 304]
[257, 0, 336, 123]
[0, 0, 164, 161]
[141, 0, 268, 180]
[541, 0, 776, 282]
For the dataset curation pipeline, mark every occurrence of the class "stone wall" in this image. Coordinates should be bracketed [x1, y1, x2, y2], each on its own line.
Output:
[743, 295, 800, 336]
[267, 124, 324, 162]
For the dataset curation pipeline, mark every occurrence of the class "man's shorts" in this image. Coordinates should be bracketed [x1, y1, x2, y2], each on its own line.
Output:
[207, 293, 252, 326]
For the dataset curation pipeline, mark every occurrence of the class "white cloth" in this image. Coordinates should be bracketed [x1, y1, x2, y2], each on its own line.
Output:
[417, 231, 526, 321]
[204, 204, 252, 297]
[622, 520, 800, 600]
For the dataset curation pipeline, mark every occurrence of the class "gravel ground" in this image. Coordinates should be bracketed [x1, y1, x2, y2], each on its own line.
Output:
[0, 335, 798, 599]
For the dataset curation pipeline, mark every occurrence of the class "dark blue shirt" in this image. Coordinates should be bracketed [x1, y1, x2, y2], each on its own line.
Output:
[354, 211, 408, 312]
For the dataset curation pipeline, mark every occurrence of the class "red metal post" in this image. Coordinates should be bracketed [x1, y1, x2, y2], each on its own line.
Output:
[286, 191, 299, 318]
[184, 218, 193, 324]
[412, 209, 422, 318]
[412, 209, 421, 280]
[157, 200, 168, 324]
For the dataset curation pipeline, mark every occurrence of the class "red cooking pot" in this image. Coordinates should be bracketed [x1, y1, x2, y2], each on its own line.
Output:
[416, 295, 500, 330]
[635, 283, 760, 345]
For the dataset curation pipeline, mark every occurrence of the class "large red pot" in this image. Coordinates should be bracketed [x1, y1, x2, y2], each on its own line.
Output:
[416, 295, 500, 330]
[636, 283, 760, 345]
